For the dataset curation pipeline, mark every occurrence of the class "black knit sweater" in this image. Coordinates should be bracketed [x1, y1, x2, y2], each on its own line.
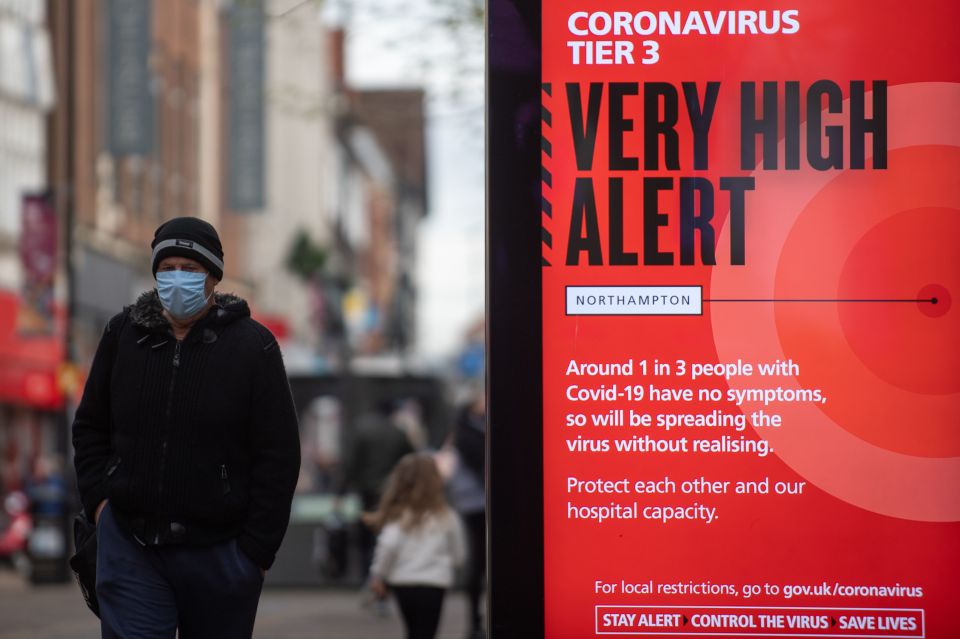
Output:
[72, 291, 301, 570]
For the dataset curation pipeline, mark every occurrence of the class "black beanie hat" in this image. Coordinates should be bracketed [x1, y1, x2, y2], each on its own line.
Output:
[151, 217, 224, 280]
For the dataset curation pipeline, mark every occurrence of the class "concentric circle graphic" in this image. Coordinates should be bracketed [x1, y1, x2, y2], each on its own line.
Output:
[710, 82, 960, 522]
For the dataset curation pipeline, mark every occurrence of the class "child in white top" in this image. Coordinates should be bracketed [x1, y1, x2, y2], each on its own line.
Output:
[365, 453, 466, 639]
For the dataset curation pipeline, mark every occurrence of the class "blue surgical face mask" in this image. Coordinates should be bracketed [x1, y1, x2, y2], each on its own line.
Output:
[156, 270, 211, 320]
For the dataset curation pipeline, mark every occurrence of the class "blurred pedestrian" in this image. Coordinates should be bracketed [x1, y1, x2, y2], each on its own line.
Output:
[0, 491, 31, 571]
[447, 388, 487, 639]
[302, 396, 344, 493]
[364, 453, 466, 639]
[341, 403, 414, 577]
[26, 456, 67, 518]
[72, 217, 301, 638]
[393, 398, 429, 451]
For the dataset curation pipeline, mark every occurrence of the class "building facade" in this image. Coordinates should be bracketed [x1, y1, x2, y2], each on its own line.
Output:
[0, 0, 62, 497]
[0, 0, 432, 506]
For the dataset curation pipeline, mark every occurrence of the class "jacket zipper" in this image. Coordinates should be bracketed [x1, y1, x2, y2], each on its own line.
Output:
[221, 464, 231, 495]
[157, 339, 182, 538]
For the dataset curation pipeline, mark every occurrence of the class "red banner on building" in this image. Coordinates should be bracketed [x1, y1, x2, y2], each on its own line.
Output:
[18, 192, 57, 335]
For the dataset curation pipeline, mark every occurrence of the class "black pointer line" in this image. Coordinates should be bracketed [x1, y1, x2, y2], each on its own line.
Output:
[704, 298, 938, 304]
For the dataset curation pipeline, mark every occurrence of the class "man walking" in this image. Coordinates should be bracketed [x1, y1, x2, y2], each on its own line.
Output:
[73, 217, 301, 638]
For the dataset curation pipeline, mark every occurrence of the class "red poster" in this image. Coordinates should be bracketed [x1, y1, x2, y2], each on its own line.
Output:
[18, 192, 58, 335]
[541, 2, 959, 638]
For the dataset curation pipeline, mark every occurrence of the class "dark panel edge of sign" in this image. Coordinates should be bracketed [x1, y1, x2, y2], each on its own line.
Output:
[486, 0, 545, 637]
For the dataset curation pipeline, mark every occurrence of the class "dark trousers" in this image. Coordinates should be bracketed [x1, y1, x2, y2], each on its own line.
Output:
[96, 503, 263, 639]
[463, 511, 486, 632]
[391, 585, 446, 639]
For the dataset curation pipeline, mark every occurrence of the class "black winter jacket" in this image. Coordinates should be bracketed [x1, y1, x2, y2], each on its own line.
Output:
[72, 291, 301, 570]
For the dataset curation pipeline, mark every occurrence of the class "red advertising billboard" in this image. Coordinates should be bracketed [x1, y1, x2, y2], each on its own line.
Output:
[536, 2, 959, 638]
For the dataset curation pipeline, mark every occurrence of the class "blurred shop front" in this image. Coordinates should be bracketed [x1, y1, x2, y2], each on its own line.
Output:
[268, 372, 454, 587]
[0, 289, 71, 582]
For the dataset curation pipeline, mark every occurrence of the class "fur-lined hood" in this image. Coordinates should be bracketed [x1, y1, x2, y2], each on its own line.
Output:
[128, 289, 251, 332]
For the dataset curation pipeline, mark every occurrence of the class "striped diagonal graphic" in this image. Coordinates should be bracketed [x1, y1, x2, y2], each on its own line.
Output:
[542, 83, 553, 267]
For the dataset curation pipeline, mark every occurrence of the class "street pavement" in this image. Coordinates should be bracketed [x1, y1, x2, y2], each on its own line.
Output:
[0, 570, 473, 638]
